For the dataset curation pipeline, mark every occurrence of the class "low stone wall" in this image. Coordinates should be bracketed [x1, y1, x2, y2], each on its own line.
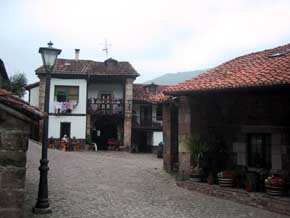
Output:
[0, 129, 29, 218]
[177, 180, 290, 216]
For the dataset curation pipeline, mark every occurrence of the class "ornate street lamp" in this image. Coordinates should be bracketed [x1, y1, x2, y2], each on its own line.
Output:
[33, 41, 61, 214]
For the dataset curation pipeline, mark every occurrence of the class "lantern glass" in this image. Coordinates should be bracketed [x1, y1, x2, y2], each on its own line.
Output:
[39, 42, 61, 71]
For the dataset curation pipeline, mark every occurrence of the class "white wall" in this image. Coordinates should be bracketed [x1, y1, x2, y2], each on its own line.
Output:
[48, 115, 86, 139]
[29, 86, 39, 107]
[152, 105, 157, 122]
[133, 104, 140, 124]
[49, 78, 87, 114]
[88, 83, 123, 99]
[153, 131, 163, 146]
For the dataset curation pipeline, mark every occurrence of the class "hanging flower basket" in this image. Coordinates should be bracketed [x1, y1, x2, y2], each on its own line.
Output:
[218, 171, 233, 188]
[265, 175, 285, 196]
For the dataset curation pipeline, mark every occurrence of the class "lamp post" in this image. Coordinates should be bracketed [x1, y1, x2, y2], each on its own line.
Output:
[33, 41, 61, 214]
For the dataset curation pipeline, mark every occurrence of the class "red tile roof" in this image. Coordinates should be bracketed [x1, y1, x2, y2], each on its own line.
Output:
[0, 89, 44, 120]
[35, 58, 139, 77]
[133, 83, 170, 104]
[165, 43, 290, 94]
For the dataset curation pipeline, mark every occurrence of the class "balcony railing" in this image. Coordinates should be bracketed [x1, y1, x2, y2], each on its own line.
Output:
[88, 98, 123, 115]
[132, 116, 162, 129]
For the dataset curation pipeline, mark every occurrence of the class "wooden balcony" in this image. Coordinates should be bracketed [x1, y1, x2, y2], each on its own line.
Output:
[88, 98, 123, 116]
[132, 116, 162, 129]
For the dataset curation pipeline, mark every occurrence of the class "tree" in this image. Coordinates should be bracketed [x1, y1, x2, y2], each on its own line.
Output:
[4, 72, 28, 98]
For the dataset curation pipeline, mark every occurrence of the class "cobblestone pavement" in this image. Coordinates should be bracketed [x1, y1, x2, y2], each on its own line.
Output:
[24, 142, 289, 218]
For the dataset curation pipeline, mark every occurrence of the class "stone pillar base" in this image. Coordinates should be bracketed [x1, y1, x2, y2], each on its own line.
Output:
[33, 207, 52, 214]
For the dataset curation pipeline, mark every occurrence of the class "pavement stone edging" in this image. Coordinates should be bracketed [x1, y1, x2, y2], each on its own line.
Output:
[176, 180, 290, 216]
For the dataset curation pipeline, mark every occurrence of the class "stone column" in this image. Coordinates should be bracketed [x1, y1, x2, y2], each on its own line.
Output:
[163, 104, 172, 172]
[178, 96, 192, 177]
[123, 78, 134, 150]
[86, 114, 91, 142]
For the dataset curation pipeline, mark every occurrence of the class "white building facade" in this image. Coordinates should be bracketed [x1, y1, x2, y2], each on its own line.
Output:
[26, 53, 165, 152]
[29, 54, 139, 149]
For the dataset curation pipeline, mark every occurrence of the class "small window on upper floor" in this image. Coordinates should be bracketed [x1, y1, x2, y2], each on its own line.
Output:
[55, 86, 79, 102]
[145, 83, 158, 94]
[149, 85, 157, 94]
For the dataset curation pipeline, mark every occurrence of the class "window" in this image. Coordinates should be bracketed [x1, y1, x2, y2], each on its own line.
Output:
[60, 122, 71, 138]
[247, 134, 271, 168]
[100, 93, 112, 114]
[156, 105, 163, 121]
[55, 86, 79, 102]
[149, 86, 156, 94]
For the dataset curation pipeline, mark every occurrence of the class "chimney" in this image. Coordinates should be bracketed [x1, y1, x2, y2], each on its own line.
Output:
[75, 49, 80, 60]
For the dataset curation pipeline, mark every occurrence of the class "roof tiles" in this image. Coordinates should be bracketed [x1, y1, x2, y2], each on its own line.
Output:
[0, 89, 44, 119]
[165, 43, 290, 94]
[133, 84, 170, 104]
[35, 58, 139, 77]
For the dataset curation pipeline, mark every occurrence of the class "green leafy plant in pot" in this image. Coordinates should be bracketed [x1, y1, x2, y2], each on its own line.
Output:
[184, 134, 208, 182]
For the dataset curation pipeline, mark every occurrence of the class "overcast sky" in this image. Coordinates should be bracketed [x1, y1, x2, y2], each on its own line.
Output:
[1, 0, 290, 83]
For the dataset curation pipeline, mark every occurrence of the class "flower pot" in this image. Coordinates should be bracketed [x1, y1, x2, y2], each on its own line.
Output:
[218, 177, 233, 187]
[245, 183, 253, 192]
[265, 184, 284, 196]
[207, 178, 214, 185]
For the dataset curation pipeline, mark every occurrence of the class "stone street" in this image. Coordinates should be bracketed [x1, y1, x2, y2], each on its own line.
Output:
[24, 142, 289, 218]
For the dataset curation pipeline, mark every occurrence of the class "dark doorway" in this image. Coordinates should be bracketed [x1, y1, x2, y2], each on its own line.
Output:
[60, 122, 71, 138]
[140, 105, 152, 126]
[91, 117, 119, 150]
[132, 130, 149, 153]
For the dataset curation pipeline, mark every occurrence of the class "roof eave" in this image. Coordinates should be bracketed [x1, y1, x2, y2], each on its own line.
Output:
[164, 83, 290, 96]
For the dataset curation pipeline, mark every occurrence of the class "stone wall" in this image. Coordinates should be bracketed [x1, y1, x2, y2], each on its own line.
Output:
[178, 96, 192, 177]
[187, 89, 290, 173]
[163, 104, 172, 172]
[0, 109, 31, 218]
[163, 103, 179, 172]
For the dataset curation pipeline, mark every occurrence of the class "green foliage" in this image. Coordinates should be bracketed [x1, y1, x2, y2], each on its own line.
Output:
[184, 134, 208, 161]
[4, 72, 27, 97]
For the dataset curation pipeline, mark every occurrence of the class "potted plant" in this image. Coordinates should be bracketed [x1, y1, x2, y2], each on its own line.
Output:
[207, 172, 215, 185]
[233, 167, 246, 189]
[265, 174, 285, 196]
[245, 174, 254, 192]
[184, 134, 208, 182]
[217, 170, 234, 187]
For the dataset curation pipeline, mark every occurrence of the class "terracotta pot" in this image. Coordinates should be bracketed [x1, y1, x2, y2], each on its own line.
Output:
[207, 178, 214, 185]
[265, 184, 284, 196]
[245, 183, 252, 192]
[218, 177, 233, 187]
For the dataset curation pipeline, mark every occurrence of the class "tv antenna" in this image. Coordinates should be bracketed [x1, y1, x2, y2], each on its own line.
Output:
[101, 39, 111, 59]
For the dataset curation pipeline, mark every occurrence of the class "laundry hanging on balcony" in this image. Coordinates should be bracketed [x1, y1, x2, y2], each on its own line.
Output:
[54, 101, 78, 114]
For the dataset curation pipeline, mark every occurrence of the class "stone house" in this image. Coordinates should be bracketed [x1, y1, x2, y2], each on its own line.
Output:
[132, 83, 168, 152]
[25, 49, 166, 151]
[0, 87, 44, 218]
[163, 43, 290, 177]
[35, 50, 138, 149]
